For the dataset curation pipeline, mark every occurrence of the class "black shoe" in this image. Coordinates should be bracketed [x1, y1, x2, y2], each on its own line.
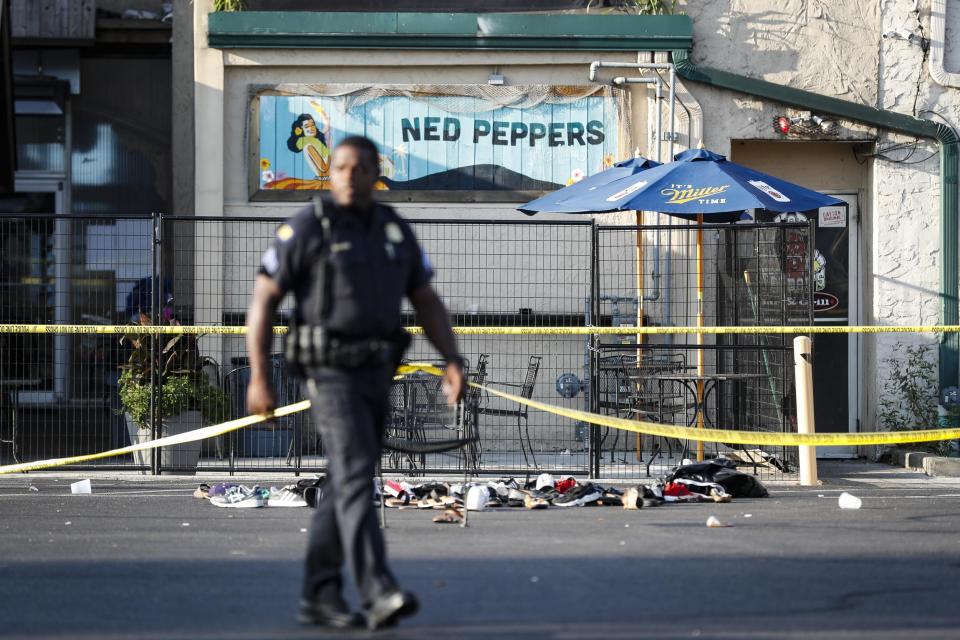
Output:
[366, 589, 419, 630]
[297, 598, 364, 629]
[552, 483, 603, 507]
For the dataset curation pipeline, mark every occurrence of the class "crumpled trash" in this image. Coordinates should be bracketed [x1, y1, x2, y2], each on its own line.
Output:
[706, 515, 731, 528]
[70, 479, 92, 495]
[838, 492, 862, 509]
[28, 486, 39, 492]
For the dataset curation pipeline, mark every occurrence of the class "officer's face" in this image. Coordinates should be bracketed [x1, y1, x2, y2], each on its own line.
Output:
[330, 146, 378, 209]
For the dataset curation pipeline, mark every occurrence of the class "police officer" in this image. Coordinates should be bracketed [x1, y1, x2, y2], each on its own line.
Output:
[245, 136, 465, 630]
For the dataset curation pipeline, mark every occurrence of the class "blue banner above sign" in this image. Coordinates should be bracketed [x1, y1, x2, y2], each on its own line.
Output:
[256, 87, 621, 192]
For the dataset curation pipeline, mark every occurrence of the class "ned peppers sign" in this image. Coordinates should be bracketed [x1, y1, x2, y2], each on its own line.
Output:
[254, 86, 622, 193]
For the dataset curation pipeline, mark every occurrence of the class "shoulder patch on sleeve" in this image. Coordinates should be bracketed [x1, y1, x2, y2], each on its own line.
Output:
[261, 246, 280, 276]
[276, 224, 295, 242]
[385, 221, 404, 244]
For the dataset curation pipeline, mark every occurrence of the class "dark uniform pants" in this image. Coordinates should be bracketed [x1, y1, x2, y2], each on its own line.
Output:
[302, 365, 397, 605]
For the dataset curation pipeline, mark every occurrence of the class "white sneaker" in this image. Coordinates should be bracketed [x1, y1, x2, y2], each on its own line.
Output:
[210, 485, 268, 508]
[268, 485, 307, 507]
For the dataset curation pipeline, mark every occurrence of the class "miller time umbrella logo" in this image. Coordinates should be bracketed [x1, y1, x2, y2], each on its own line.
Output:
[660, 184, 729, 205]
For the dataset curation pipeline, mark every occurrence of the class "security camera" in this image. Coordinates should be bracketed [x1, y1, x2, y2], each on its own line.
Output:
[812, 115, 837, 133]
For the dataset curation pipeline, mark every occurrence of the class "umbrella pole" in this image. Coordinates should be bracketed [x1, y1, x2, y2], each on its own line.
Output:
[635, 211, 644, 461]
[696, 214, 705, 462]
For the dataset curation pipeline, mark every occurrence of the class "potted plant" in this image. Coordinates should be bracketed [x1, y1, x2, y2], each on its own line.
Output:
[119, 317, 229, 473]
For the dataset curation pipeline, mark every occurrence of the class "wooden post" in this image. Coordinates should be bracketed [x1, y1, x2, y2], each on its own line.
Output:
[793, 336, 818, 486]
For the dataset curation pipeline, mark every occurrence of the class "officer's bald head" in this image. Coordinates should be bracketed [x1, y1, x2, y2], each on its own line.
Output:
[330, 136, 380, 210]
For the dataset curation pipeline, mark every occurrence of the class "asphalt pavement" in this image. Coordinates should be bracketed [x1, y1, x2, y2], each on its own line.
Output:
[1, 461, 959, 640]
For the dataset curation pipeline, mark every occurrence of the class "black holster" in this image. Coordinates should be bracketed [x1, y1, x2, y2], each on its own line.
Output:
[284, 324, 411, 373]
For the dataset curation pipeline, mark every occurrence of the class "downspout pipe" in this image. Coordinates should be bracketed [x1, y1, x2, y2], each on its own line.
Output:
[671, 48, 960, 390]
[930, 0, 960, 88]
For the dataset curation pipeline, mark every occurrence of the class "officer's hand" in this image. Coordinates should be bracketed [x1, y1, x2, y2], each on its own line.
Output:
[247, 376, 277, 417]
[442, 361, 466, 406]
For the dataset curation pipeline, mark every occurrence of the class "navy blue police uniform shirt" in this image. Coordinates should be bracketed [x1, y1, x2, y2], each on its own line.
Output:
[258, 200, 433, 338]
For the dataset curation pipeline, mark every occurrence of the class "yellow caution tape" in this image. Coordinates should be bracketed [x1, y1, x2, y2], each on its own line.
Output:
[0, 401, 311, 475]
[2, 324, 960, 336]
[397, 364, 960, 447]
[3, 362, 958, 475]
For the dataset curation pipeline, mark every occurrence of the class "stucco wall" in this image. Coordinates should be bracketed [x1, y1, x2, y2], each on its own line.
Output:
[683, 0, 880, 106]
[870, 0, 945, 434]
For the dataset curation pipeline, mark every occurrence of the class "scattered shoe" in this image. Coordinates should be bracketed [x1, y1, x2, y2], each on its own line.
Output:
[555, 477, 576, 494]
[523, 493, 548, 510]
[465, 485, 489, 511]
[298, 477, 326, 508]
[210, 485, 268, 508]
[207, 483, 241, 498]
[552, 483, 603, 507]
[534, 473, 556, 491]
[192, 483, 210, 499]
[269, 485, 308, 507]
[366, 589, 419, 630]
[383, 480, 407, 499]
[622, 487, 642, 510]
[298, 598, 364, 629]
[507, 488, 527, 508]
[598, 486, 624, 506]
[710, 488, 732, 503]
[432, 507, 463, 524]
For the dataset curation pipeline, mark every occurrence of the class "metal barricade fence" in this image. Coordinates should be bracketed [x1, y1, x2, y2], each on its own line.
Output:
[0, 213, 810, 480]
[594, 222, 812, 480]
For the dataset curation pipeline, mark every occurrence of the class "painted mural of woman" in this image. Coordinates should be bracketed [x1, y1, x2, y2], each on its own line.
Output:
[286, 105, 331, 179]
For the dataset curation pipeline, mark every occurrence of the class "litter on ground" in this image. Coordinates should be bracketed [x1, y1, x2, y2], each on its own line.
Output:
[70, 479, 92, 495]
[706, 515, 731, 528]
[838, 492, 862, 510]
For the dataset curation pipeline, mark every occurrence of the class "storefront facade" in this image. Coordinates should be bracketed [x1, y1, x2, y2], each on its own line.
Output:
[185, 1, 960, 456]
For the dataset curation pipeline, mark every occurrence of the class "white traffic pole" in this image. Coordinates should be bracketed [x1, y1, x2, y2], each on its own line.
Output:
[793, 336, 818, 486]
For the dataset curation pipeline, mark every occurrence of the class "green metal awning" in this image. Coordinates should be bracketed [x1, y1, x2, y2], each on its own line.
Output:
[207, 11, 693, 51]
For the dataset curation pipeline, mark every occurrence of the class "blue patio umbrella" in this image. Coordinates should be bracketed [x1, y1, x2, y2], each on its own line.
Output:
[519, 148, 843, 216]
[519, 148, 843, 460]
[517, 155, 660, 214]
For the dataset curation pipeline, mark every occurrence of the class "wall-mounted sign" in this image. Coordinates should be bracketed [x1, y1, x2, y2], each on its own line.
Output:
[254, 85, 623, 193]
[818, 206, 846, 228]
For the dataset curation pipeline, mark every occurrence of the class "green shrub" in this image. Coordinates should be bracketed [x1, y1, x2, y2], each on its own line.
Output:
[118, 320, 229, 430]
[878, 343, 948, 454]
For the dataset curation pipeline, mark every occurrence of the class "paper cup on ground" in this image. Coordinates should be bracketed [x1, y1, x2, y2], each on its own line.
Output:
[70, 479, 92, 495]
[838, 492, 862, 509]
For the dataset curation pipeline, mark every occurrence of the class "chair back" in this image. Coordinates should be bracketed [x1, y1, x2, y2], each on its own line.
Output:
[465, 353, 489, 405]
[520, 356, 541, 399]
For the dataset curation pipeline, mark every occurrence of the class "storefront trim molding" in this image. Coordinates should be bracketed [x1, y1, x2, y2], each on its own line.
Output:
[207, 12, 693, 51]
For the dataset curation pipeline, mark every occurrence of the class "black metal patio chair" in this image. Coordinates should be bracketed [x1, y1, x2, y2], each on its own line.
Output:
[479, 355, 542, 469]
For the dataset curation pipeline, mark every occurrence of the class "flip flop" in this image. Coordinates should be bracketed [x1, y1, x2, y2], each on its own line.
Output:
[432, 508, 463, 524]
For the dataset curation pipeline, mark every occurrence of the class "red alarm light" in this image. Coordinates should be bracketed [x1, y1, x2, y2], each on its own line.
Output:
[774, 116, 790, 135]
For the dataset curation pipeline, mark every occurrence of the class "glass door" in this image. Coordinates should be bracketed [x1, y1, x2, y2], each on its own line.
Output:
[0, 181, 67, 402]
[812, 194, 859, 458]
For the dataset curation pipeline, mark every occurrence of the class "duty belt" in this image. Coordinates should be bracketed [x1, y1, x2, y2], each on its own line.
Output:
[285, 324, 410, 371]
